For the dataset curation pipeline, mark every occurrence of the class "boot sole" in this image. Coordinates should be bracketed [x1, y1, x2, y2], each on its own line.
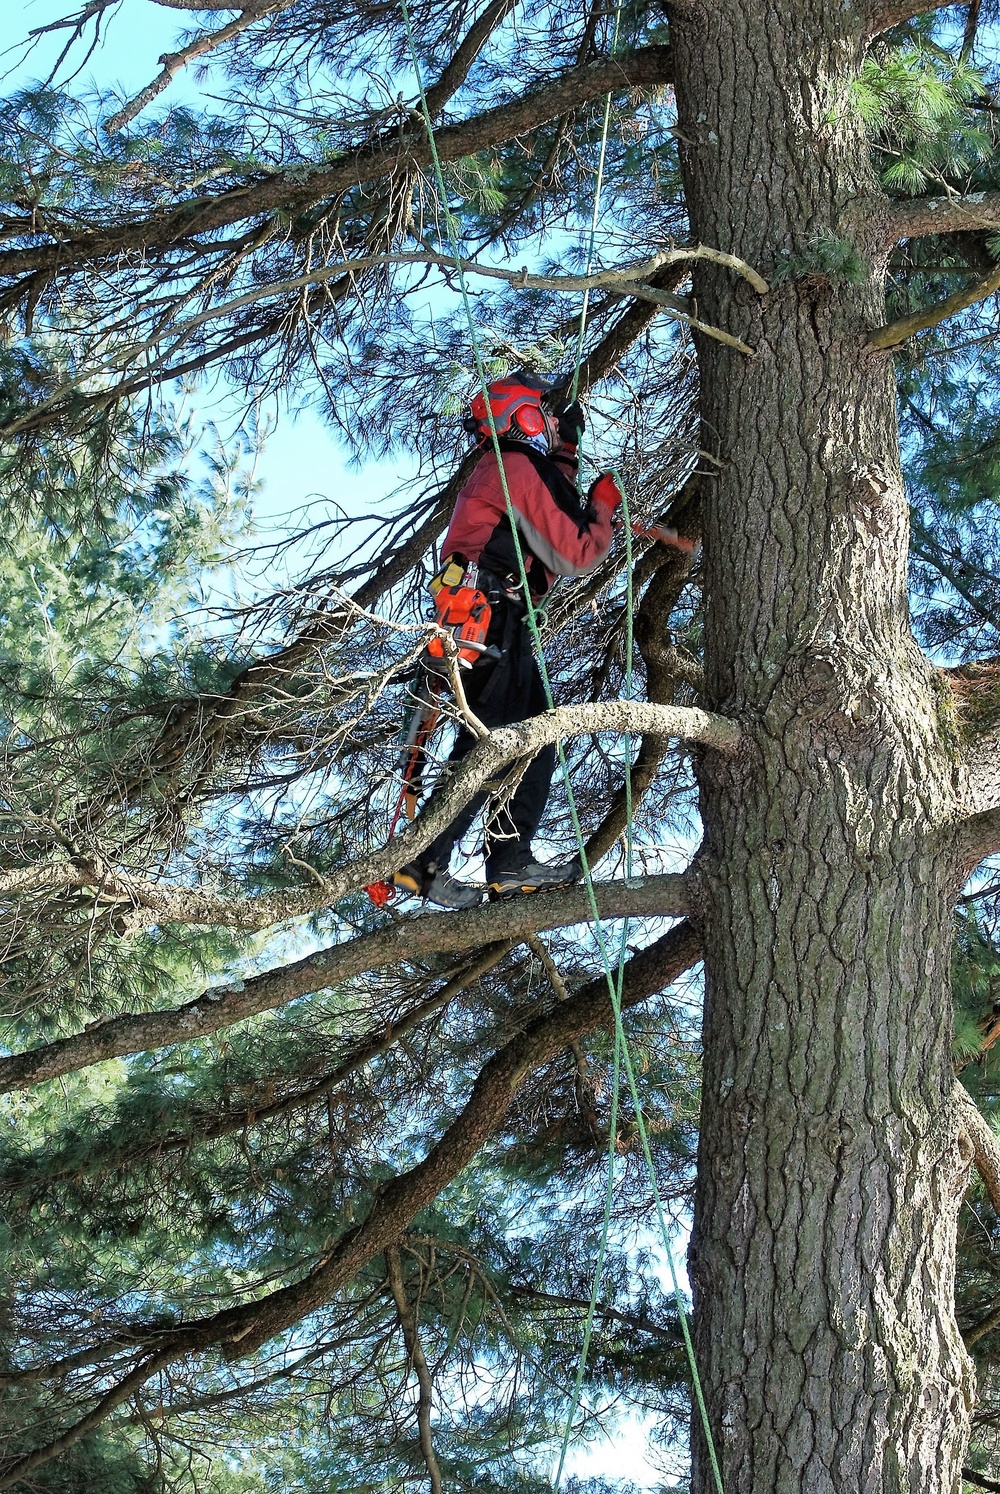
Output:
[487, 876, 580, 900]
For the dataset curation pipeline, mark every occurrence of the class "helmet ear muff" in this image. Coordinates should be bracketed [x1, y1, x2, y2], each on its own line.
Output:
[512, 404, 546, 438]
[467, 373, 554, 442]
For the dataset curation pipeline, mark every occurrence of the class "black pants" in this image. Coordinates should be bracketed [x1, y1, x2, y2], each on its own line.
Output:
[421, 602, 555, 877]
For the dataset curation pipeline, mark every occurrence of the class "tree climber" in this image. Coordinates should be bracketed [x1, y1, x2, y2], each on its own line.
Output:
[394, 371, 623, 909]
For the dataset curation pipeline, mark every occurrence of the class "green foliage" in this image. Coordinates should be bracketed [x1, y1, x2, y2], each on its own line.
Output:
[898, 331, 1000, 661]
[0, 340, 265, 1040]
[855, 43, 996, 194]
[952, 909, 1000, 1062]
[772, 234, 867, 286]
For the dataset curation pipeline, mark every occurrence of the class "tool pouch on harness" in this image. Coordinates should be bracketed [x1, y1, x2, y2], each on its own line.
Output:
[426, 558, 498, 672]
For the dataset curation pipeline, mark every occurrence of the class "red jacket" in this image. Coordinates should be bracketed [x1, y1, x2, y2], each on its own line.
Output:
[442, 440, 620, 597]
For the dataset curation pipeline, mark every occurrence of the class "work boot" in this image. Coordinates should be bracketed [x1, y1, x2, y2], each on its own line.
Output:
[486, 854, 583, 900]
[393, 860, 483, 911]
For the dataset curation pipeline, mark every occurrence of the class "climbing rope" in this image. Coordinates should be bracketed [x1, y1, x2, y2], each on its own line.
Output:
[569, 1, 622, 406]
[552, 0, 632, 1470]
[396, 9, 724, 1490]
[551, 496, 633, 1492]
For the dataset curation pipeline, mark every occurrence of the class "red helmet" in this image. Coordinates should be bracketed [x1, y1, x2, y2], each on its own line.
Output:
[468, 372, 555, 444]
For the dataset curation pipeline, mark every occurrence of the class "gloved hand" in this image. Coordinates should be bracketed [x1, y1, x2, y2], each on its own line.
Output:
[556, 399, 585, 447]
[588, 473, 623, 513]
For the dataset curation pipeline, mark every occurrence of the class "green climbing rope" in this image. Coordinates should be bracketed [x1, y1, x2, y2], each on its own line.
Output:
[550, 497, 633, 1493]
[569, 3, 622, 406]
[396, 10, 724, 1491]
[552, 0, 631, 1474]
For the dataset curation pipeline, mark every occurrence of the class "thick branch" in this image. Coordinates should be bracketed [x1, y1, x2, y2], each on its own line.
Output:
[965, 1302, 1000, 1350]
[868, 0, 958, 34]
[16, 943, 517, 1182]
[0, 873, 690, 1093]
[869, 261, 1000, 348]
[0, 46, 672, 281]
[956, 714, 1000, 867]
[423, 0, 522, 117]
[358, 699, 737, 892]
[883, 192, 1000, 245]
[961, 808, 1000, 869]
[962, 1470, 1000, 1493]
[955, 1081, 1000, 1217]
[6, 698, 736, 932]
[0, 1349, 175, 1491]
[0, 919, 700, 1478]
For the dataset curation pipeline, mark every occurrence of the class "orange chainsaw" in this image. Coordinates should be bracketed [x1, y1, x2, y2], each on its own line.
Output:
[631, 520, 698, 554]
[425, 557, 501, 670]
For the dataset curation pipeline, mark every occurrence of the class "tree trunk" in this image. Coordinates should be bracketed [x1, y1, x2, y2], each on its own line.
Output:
[669, 3, 977, 1489]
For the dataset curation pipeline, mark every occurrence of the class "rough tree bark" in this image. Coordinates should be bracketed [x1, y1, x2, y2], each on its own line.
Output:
[670, 3, 977, 1490]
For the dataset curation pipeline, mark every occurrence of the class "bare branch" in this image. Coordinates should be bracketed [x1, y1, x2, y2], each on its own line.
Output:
[0, 244, 763, 434]
[386, 1247, 444, 1494]
[142, 921, 703, 1356]
[104, 0, 297, 134]
[123, 477, 475, 798]
[150, 0, 266, 8]
[0, 872, 691, 1093]
[27, 1, 117, 36]
[869, 261, 1000, 348]
[1, 697, 736, 933]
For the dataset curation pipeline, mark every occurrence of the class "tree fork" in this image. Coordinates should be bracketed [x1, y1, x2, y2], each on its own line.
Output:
[670, 3, 977, 1490]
